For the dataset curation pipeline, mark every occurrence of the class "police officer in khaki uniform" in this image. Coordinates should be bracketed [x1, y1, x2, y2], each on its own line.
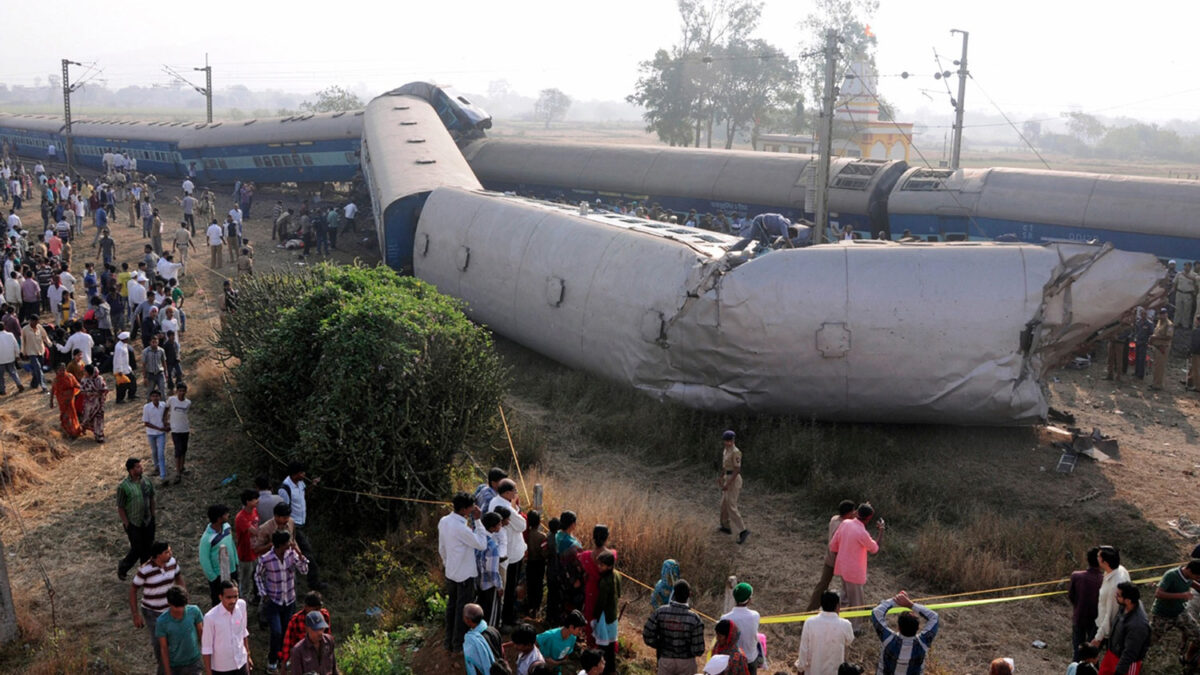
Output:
[1150, 311, 1175, 390]
[1175, 262, 1197, 329]
[718, 430, 750, 544]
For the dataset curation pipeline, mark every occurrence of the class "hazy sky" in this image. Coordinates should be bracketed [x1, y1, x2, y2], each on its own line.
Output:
[2, 0, 1196, 124]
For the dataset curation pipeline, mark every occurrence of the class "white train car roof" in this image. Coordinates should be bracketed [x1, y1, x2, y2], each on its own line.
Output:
[464, 139, 812, 208]
[361, 94, 480, 202]
[69, 119, 199, 143]
[0, 114, 67, 133]
[178, 110, 364, 149]
[890, 166, 1200, 240]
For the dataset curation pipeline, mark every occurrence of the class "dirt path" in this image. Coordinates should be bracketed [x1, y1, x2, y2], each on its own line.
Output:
[0, 177, 370, 672]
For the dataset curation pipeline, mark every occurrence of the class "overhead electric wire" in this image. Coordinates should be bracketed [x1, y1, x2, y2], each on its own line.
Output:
[968, 73, 1053, 170]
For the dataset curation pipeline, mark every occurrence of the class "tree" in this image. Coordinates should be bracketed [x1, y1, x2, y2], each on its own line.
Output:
[215, 264, 506, 514]
[710, 40, 799, 148]
[628, 49, 700, 146]
[1022, 120, 1042, 144]
[301, 85, 364, 113]
[628, 0, 768, 147]
[1062, 111, 1106, 145]
[533, 88, 572, 129]
[799, 0, 880, 109]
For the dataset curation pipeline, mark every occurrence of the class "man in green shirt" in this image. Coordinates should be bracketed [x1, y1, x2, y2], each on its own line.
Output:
[117, 457, 156, 580]
[199, 504, 240, 607]
[1150, 560, 1200, 664]
[156, 586, 204, 675]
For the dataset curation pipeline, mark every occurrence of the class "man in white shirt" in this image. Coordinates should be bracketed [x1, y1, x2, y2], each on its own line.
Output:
[438, 492, 488, 652]
[488, 479, 527, 625]
[113, 332, 137, 403]
[181, 178, 194, 196]
[795, 591, 854, 675]
[279, 461, 323, 590]
[156, 254, 183, 284]
[206, 220, 225, 268]
[58, 324, 95, 365]
[720, 583, 762, 669]
[4, 270, 21, 308]
[127, 274, 148, 310]
[201, 581, 252, 674]
[59, 266, 76, 294]
[0, 326, 23, 395]
[6, 211, 19, 232]
[168, 384, 191, 483]
[342, 202, 357, 233]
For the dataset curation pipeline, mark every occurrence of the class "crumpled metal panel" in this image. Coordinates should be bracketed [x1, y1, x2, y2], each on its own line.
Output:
[415, 188, 1163, 425]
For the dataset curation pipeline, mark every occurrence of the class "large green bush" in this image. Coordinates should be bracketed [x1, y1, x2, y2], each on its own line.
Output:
[215, 264, 506, 511]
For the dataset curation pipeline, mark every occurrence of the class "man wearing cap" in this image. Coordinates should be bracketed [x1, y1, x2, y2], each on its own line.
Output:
[717, 431, 749, 545]
[721, 582, 762, 673]
[113, 331, 137, 403]
[286, 610, 336, 674]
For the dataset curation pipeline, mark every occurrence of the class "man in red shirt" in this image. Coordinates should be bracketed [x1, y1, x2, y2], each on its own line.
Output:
[280, 590, 332, 665]
[829, 502, 885, 632]
[234, 489, 260, 603]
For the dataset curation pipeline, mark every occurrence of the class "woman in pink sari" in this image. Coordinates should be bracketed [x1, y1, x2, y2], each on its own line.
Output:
[78, 364, 109, 442]
[577, 524, 617, 647]
[49, 364, 82, 438]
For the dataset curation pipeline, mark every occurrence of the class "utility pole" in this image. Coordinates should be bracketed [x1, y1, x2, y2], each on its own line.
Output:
[949, 29, 969, 170]
[62, 59, 82, 178]
[163, 55, 212, 123]
[812, 28, 838, 244]
[196, 54, 212, 123]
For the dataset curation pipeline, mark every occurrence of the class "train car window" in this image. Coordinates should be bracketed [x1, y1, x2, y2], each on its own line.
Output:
[945, 233, 968, 242]
[926, 235, 940, 242]
[273, 156, 283, 167]
[902, 169, 953, 191]
[303, 155, 313, 166]
[253, 157, 263, 168]
[219, 159, 227, 169]
[283, 155, 294, 166]
[344, 152, 356, 163]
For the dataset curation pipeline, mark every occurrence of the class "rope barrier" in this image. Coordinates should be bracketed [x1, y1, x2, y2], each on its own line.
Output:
[498, 404, 530, 505]
[618, 568, 720, 624]
[758, 572, 1178, 625]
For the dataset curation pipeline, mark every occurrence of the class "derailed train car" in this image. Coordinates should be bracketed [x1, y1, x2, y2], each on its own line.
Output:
[360, 93, 481, 271]
[461, 139, 907, 236]
[411, 187, 1164, 424]
[888, 166, 1200, 259]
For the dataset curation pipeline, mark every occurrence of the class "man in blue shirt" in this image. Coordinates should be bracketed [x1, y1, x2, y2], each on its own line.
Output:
[871, 590, 939, 675]
[462, 603, 496, 675]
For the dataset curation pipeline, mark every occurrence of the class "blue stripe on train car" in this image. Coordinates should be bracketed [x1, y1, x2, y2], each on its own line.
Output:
[188, 140, 359, 184]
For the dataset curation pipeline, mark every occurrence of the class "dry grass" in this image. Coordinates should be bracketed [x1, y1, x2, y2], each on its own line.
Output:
[522, 467, 724, 593]
[0, 410, 72, 494]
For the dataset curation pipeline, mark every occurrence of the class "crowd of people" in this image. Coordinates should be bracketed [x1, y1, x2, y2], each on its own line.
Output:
[121, 457, 333, 674]
[439, 434, 1200, 675]
[2, 150, 342, 674]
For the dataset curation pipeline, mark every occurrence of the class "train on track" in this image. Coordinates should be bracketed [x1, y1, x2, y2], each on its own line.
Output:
[4, 88, 1197, 262]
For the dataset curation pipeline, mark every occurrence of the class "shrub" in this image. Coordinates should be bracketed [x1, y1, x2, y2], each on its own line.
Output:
[338, 625, 423, 675]
[214, 263, 506, 512]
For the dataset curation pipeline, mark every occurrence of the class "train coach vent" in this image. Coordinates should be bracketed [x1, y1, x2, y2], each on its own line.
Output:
[399, 121, 417, 126]
[393, 106, 410, 111]
[415, 159, 437, 165]
[332, 112, 346, 118]
[406, 139, 426, 144]
[243, 120, 256, 126]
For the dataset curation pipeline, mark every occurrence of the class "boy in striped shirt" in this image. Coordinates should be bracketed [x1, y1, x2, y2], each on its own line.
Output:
[130, 541, 184, 674]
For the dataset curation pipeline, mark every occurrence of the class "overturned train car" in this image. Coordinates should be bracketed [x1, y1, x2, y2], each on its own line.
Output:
[410, 188, 1164, 424]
